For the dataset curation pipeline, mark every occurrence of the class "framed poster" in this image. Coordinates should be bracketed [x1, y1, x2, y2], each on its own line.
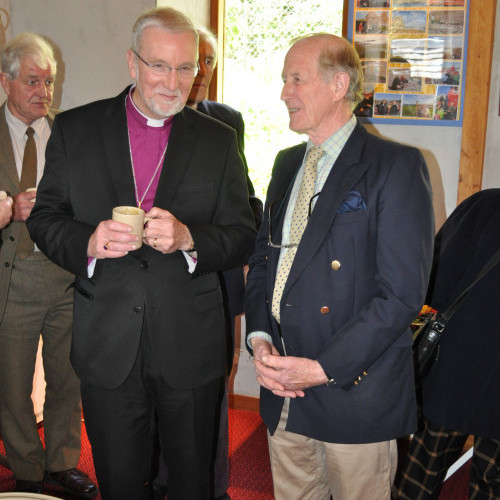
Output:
[348, 0, 470, 126]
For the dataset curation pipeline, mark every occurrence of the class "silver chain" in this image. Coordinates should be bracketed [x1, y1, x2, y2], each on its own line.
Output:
[125, 95, 168, 209]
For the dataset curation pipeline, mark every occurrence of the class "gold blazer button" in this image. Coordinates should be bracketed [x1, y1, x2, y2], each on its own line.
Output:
[331, 260, 341, 271]
[320, 306, 330, 315]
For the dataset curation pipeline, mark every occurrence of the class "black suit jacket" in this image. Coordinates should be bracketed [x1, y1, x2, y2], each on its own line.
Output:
[245, 121, 435, 443]
[422, 189, 500, 438]
[27, 87, 256, 390]
[196, 100, 262, 230]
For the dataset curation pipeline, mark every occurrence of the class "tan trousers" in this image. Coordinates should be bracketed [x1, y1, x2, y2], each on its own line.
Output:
[268, 398, 397, 500]
[0, 252, 81, 481]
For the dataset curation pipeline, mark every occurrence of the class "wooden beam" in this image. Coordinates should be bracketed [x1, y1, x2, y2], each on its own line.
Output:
[209, 0, 224, 102]
[342, 0, 349, 38]
[457, 0, 497, 204]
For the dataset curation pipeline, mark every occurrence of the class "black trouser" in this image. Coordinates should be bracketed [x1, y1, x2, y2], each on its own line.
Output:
[81, 325, 223, 500]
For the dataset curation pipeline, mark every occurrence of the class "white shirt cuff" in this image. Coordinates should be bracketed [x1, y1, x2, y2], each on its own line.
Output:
[247, 331, 273, 349]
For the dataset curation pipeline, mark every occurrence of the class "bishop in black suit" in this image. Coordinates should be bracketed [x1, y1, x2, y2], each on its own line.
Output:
[27, 8, 256, 500]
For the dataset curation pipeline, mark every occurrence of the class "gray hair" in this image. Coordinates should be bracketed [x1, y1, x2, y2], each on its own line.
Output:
[1, 32, 56, 80]
[293, 33, 364, 108]
[197, 26, 218, 65]
[132, 7, 198, 53]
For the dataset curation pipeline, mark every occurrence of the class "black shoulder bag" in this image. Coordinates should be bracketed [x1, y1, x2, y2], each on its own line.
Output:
[413, 248, 500, 388]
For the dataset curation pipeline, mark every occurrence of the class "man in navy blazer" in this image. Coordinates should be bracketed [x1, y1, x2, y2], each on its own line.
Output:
[27, 8, 256, 500]
[245, 34, 434, 499]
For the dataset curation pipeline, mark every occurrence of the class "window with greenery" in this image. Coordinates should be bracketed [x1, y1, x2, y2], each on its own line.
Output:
[223, 0, 344, 198]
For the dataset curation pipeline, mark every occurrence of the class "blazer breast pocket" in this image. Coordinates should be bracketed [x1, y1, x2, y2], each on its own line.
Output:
[333, 208, 369, 225]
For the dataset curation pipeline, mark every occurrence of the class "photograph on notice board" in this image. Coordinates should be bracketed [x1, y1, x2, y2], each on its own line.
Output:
[373, 94, 402, 117]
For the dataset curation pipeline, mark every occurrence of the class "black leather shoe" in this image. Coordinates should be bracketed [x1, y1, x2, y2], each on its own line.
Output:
[16, 479, 44, 493]
[45, 468, 98, 499]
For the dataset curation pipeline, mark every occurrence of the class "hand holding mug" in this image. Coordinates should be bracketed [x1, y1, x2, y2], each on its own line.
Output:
[87, 214, 141, 260]
[143, 207, 194, 255]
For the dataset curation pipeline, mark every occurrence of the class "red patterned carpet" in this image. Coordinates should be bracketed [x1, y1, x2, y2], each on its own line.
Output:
[0, 409, 469, 499]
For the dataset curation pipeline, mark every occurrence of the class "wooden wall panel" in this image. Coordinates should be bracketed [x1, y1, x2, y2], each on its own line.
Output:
[457, 0, 497, 204]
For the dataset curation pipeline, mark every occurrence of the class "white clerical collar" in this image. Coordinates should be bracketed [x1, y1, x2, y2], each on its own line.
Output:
[128, 85, 168, 128]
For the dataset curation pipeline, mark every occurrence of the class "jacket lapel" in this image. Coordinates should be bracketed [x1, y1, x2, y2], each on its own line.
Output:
[0, 103, 21, 193]
[99, 88, 137, 208]
[282, 122, 371, 296]
[267, 144, 306, 282]
[154, 107, 197, 210]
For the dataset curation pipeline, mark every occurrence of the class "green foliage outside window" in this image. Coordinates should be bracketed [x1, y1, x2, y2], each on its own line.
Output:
[224, 0, 344, 198]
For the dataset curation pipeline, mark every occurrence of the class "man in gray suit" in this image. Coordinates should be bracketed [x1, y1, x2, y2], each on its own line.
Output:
[0, 32, 97, 498]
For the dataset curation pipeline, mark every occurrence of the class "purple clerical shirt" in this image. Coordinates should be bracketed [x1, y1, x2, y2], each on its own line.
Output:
[125, 88, 173, 211]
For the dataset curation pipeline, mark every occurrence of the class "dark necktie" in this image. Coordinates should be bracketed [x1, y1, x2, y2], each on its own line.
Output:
[16, 127, 37, 259]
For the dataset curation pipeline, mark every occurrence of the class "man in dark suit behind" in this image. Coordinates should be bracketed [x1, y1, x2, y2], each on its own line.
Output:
[245, 34, 434, 499]
[151, 27, 262, 500]
[27, 8, 256, 500]
[0, 32, 96, 498]
[189, 27, 262, 373]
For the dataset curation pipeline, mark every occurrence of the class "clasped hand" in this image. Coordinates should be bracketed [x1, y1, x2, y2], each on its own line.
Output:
[0, 192, 13, 229]
[12, 190, 36, 222]
[251, 339, 329, 398]
[87, 207, 193, 259]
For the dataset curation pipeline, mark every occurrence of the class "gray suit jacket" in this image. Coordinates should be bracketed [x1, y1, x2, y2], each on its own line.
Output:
[0, 103, 57, 321]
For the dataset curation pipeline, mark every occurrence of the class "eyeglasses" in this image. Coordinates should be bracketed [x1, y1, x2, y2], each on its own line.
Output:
[133, 50, 199, 78]
[268, 192, 321, 249]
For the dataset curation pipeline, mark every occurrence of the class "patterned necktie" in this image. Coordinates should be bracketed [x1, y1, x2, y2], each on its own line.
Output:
[272, 146, 325, 323]
[16, 127, 37, 259]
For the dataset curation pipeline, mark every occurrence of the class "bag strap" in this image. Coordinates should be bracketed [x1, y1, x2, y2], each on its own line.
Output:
[438, 248, 500, 324]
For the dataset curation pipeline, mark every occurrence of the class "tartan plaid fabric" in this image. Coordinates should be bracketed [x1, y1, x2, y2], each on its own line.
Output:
[469, 436, 500, 500]
[394, 418, 500, 500]
[395, 418, 467, 499]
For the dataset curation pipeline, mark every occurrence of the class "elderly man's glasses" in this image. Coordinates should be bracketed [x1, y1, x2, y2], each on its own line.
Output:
[268, 192, 321, 249]
[133, 50, 199, 78]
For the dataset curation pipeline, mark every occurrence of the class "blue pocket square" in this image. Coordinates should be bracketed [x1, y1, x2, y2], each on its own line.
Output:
[337, 191, 367, 214]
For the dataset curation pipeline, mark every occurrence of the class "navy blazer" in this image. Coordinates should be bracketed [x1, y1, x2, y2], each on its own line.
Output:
[27, 87, 256, 391]
[245, 121, 434, 444]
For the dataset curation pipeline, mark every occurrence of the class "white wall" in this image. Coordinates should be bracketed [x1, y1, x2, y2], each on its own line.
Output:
[9, 0, 154, 110]
[365, 123, 455, 230]
[157, 0, 210, 28]
[483, 5, 500, 190]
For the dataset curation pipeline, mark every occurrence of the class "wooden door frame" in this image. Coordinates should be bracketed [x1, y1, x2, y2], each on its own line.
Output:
[209, 0, 497, 206]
